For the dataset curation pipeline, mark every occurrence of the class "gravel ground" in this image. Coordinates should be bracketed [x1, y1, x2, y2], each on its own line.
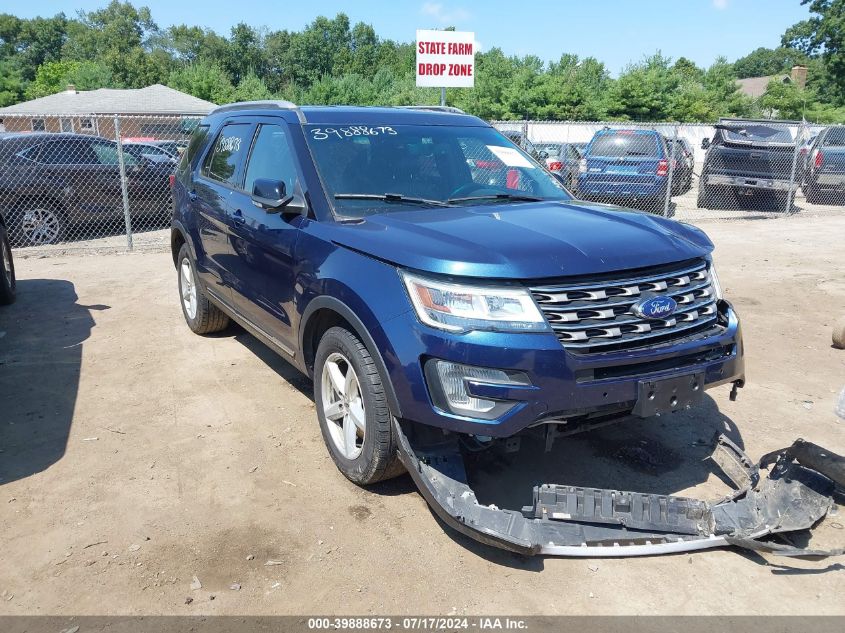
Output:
[1, 215, 844, 615]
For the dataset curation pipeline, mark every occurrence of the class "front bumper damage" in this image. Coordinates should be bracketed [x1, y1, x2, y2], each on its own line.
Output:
[395, 420, 844, 558]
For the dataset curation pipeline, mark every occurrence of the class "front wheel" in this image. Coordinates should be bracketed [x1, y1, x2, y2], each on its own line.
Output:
[0, 223, 16, 305]
[314, 326, 403, 485]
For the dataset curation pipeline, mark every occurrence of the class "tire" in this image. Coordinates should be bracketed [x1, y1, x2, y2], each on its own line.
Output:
[10, 203, 65, 247]
[176, 243, 230, 334]
[0, 223, 16, 305]
[314, 326, 403, 486]
[833, 317, 845, 350]
[804, 184, 821, 205]
[773, 192, 792, 212]
[697, 183, 715, 209]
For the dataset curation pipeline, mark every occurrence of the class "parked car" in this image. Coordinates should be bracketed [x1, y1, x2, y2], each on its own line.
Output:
[802, 125, 845, 204]
[535, 142, 581, 189]
[173, 101, 744, 542]
[0, 133, 173, 246]
[663, 137, 694, 195]
[122, 142, 179, 166]
[148, 139, 188, 157]
[576, 128, 673, 212]
[698, 118, 797, 210]
[0, 211, 15, 305]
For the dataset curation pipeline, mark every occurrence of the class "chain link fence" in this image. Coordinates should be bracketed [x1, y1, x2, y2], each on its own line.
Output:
[492, 119, 844, 221]
[0, 113, 200, 254]
[1, 113, 842, 255]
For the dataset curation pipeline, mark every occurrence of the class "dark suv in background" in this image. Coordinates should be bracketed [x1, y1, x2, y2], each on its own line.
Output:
[803, 125, 845, 204]
[0, 133, 173, 246]
[698, 119, 798, 210]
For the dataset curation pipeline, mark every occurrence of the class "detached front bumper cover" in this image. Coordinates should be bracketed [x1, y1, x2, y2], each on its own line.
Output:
[395, 421, 844, 558]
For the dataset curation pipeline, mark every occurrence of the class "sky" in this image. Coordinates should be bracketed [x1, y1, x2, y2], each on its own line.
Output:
[6, 0, 811, 74]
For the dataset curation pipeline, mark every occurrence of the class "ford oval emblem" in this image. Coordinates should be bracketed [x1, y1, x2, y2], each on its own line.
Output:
[632, 295, 677, 320]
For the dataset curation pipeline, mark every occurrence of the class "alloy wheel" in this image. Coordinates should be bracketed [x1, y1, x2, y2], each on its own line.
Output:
[20, 208, 60, 245]
[180, 257, 197, 320]
[321, 352, 366, 460]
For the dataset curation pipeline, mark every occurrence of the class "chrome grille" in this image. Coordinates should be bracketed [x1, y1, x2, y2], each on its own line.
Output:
[529, 260, 720, 352]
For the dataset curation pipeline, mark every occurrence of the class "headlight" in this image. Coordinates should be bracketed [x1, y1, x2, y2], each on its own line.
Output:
[400, 271, 548, 333]
[709, 262, 723, 300]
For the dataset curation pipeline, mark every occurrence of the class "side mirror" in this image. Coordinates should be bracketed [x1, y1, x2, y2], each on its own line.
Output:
[251, 178, 306, 216]
[701, 138, 711, 150]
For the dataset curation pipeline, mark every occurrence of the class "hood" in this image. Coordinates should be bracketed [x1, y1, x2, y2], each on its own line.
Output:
[325, 200, 714, 280]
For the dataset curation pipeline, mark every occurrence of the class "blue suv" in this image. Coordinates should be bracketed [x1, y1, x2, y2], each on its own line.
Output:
[171, 102, 743, 499]
[577, 128, 672, 212]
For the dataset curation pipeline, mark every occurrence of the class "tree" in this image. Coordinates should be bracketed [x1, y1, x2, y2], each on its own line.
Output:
[24, 59, 112, 98]
[0, 58, 23, 106]
[232, 72, 271, 102]
[608, 53, 680, 120]
[167, 61, 233, 104]
[782, 0, 845, 100]
[283, 14, 352, 88]
[759, 77, 807, 118]
[226, 23, 266, 85]
[62, 1, 167, 87]
[733, 46, 809, 78]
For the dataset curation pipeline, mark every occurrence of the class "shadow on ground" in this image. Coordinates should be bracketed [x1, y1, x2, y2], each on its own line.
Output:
[0, 279, 104, 484]
[467, 395, 743, 512]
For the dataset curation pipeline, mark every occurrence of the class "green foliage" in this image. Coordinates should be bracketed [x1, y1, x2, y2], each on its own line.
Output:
[25, 60, 112, 99]
[782, 0, 845, 102]
[0, 57, 24, 106]
[759, 78, 807, 118]
[733, 46, 809, 78]
[167, 61, 233, 104]
[231, 72, 272, 102]
[1, 2, 844, 123]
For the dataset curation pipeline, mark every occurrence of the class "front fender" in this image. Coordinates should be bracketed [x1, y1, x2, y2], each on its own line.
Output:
[296, 231, 413, 418]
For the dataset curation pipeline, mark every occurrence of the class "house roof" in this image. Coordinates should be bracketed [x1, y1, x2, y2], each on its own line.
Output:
[736, 74, 790, 99]
[0, 84, 216, 115]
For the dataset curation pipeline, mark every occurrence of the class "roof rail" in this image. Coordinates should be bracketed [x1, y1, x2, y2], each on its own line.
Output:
[398, 105, 466, 114]
[210, 100, 306, 123]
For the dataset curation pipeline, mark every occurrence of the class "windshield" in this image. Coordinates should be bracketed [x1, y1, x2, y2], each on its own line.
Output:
[305, 124, 571, 218]
[588, 133, 659, 158]
[718, 123, 794, 145]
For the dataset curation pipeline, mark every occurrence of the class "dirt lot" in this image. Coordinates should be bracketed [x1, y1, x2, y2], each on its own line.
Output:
[1, 216, 844, 615]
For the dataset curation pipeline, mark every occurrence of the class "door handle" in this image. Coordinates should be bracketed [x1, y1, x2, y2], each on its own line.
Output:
[232, 209, 245, 225]
[188, 190, 198, 201]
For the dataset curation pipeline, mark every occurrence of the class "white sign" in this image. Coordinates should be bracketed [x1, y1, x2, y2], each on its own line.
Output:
[487, 146, 535, 169]
[416, 29, 475, 88]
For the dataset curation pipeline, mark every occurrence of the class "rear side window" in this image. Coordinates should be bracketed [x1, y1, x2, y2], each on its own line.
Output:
[202, 123, 253, 186]
[589, 133, 659, 158]
[822, 127, 845, 147]
[243, 124, 298, 196]
[37, 139, 98, 165]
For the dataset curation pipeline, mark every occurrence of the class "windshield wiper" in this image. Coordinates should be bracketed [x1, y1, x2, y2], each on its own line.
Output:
[334, 193, 452, 207]
[448, 193, 545, 204]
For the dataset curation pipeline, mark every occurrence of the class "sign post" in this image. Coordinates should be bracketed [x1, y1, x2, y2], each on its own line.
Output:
[416, 29, 475, 106]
